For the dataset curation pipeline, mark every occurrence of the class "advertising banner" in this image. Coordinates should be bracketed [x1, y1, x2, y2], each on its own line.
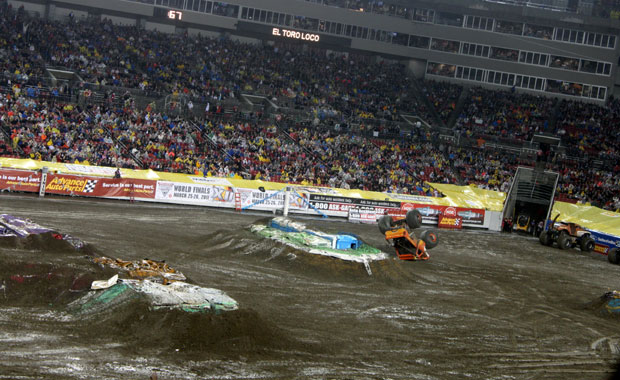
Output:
[188, 176, 234, 186]
[412, 204, 445, 222]
[389, 194, 435, 204]
[593, 243, 611, 255]
[155, 181, 235, 207]
[45, 174, 156, 199]
[455, 208, 485, 226]
[236, 189, 308, 212]
[438, 207, 463, 229]
[1, 159, 618, 240]
[0, 169, 41, 192]
[309, 193, 485, 225]
[348, 207, 378, 224]
[309, 194, 401, 217]
[63, 164, 117, 177]
[412, 204, 485, 226]
[588, 230, 620, 255]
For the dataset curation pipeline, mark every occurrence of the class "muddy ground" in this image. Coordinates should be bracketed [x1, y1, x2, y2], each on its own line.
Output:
[1, 194, 620, 379]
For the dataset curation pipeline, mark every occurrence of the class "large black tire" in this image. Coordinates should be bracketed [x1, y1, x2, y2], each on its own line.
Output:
[546, 234, 554, 246]
[580, 236, 595, 252]
[608, 248, 619, 265]
[539, 231, 550, 246]
[557, 233, 571, 250]
[405, 209, 423, 229]
[419, 230, 438, 249]
[378, 215, 394, 234]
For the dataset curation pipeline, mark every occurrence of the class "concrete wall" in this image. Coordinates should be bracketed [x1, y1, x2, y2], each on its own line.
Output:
[408, 59, 427, 78]
[7, 0, 45, 15]
[487, 211, 503, 232]
[228, 35, 261, 45]
[50, 6, 87, 21]
[54, 0, 152, 16]
[145, 21, 175, 34]
[182, 11, 236, 30]
[187, 27, 220, 38]
[102, 14, 137, 26]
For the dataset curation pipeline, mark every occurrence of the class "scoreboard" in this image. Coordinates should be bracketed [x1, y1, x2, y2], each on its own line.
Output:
[238, 21, 351, 48]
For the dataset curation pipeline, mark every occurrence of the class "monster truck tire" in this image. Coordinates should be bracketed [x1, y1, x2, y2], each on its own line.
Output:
[405, 209, 423, 229]
[608, 248, 619, 265]
[539, 231, 551, 246]
[420, 230, 439, 249]
[378, 215, 394, 234]
[580, 236, 595, 252]
[557, 233, 571, 250]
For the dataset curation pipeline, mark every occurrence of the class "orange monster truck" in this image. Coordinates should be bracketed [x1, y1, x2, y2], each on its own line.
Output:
[539, 214, 595, 252]
[377, 209, 439, 261]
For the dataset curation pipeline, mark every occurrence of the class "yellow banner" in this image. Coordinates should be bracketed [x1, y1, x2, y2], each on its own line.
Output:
[428, 183, 506, 212]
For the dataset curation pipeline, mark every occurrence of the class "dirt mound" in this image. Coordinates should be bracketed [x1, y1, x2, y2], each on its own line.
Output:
[0, 232, 98, 256]
[1, 261, 114, 306]
[1, 233, 308, 359]
[2, 259, 307, 358]
[88, 303, 304, 357]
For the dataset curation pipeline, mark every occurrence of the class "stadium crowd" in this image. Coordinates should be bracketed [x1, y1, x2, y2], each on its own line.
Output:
[422, 80, 462, 125]
[1, 2, 415, 122]
[455, 86, 554, 142]
[0, 1, 619, 211]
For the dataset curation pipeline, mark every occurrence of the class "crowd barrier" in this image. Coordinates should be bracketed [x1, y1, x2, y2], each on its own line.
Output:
[0, 158, 618, 253]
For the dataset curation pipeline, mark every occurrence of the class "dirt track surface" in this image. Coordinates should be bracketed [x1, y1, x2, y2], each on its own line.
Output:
[1, 194, 620, 379]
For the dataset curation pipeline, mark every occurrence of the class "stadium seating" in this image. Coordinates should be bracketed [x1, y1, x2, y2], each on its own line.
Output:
[0, 1, 618, 210]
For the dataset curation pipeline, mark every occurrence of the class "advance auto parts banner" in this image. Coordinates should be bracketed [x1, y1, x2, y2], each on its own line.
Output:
[155, 181, 235, 207]
[309, 194, 401, 217]
[45, 174, 156, 199]
[437, 206, 463, 229]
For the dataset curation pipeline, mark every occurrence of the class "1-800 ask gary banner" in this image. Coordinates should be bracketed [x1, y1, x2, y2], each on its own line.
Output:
[310, 193, 486, 226]
[308, 194, 401, 217]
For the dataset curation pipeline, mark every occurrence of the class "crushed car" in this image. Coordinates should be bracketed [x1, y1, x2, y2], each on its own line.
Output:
[251, 217, 387, 275]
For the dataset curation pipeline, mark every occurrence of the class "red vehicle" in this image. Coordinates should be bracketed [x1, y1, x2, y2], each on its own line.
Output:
[378, 210, 438, 261]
